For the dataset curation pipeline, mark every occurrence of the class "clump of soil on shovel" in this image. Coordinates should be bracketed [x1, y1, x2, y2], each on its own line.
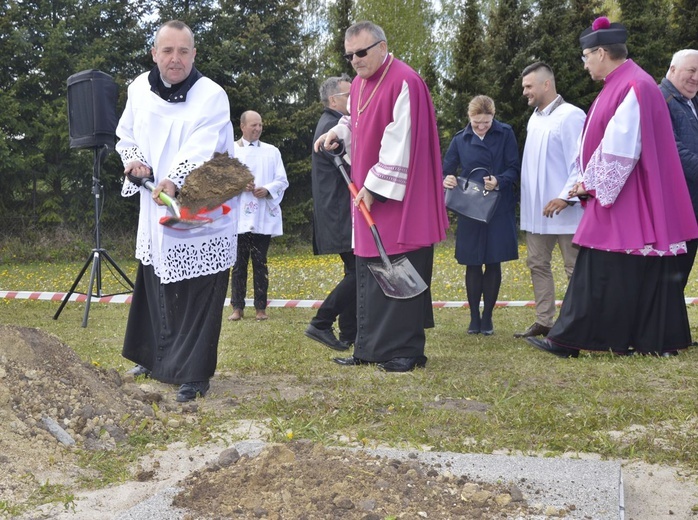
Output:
[178, 152, 254, 212]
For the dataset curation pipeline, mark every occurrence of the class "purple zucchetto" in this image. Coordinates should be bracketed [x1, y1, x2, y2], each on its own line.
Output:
[579, 16, 627, 50]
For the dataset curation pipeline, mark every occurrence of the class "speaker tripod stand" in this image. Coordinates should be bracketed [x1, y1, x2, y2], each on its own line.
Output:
[53, 146, 134, 327]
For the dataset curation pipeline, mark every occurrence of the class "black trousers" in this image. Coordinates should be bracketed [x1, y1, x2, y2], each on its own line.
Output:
[310, 251, 357, 343]
[353, 246, 434, 363]
[123, 263, 229, 384]
[231, 232, 271, 310]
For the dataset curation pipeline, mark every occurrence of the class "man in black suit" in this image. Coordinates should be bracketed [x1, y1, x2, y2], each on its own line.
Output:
[305, 74, 357, 351]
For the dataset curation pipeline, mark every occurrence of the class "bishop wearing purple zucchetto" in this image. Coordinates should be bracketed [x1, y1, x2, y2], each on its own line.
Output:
[526, 16, 698, 358]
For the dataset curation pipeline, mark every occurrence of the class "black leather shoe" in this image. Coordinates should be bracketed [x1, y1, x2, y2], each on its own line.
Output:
[126, 364, 151, 378]
[514, 322, 552, 338]
[176, 380, 211, 402]
[378, 355, 428, 372]
[333, 356, 370, 366]
[525, 337, 578, 358]
[305, 324, 350, 351]
[480, 316, 494, 336]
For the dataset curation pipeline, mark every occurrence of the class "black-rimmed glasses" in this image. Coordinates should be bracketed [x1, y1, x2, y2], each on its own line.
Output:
[343, 40, 383, 62]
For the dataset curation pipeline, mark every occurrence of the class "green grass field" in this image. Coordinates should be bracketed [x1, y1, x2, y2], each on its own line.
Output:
[2, 238, 698, 478]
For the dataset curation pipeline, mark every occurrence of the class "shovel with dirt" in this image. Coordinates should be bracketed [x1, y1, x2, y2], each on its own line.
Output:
[320, 141, 428, 300]
[128, 152, 254, 230]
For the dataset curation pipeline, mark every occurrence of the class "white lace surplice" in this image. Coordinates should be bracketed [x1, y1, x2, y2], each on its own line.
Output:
[116, 73, 236, 283]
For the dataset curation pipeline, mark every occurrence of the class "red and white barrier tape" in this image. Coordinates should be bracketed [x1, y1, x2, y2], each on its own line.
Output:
[3, 291, 698, 308]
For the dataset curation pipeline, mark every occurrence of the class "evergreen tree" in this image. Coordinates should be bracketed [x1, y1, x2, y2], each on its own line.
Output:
[482, 0, 533, 147]
[670, 0, 698, 50]
[525, 0, 604, 112]
[617, 0, 673, 80]
[207, 0, 318, 237]
[0, 0, 148, 229]
[326, 0, 355, 77]
[441, 0, 488, 141]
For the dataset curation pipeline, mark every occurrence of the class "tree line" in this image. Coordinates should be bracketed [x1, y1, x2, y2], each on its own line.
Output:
[1, 0, 695, 243]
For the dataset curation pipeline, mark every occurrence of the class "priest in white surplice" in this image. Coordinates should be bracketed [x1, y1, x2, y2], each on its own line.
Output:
[515, 62, 585, 339]
[116, 21, 236, 403]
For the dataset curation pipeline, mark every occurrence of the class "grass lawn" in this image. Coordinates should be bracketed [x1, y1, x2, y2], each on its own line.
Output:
[2, 238, 698, 473]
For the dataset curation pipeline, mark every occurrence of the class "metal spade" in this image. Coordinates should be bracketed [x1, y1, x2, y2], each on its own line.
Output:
[320, 142, 428, 300]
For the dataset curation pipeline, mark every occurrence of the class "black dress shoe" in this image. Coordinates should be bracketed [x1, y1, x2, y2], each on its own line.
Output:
[305, 324, 350, 351]
[126, 364, 151, 378]
[525, 337, 578, 358]
[333, 356, 370, 366]
[176, 380, 211, 402]
[479, 315, 494, 336]
[378, 355, 428, 372]
[514, 322, 552, 338]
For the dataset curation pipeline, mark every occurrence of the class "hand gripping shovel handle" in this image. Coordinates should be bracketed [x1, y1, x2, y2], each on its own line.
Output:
[143, 179, 180, 216]
[127, 174, 182, 218]
[127, 174, 214, 230]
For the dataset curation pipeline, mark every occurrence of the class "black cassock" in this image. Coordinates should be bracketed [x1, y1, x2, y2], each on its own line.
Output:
[123, 263, 229, 384]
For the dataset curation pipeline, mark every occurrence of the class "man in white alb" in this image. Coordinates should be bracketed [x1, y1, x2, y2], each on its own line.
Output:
[515, 62, 585, 339]
[228, 110, 289, 322]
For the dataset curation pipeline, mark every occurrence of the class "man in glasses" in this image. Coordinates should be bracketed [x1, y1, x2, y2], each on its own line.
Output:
[526, 18, 698, 358]
[315, 21, 448, 372]
[305, 74, 357, 351]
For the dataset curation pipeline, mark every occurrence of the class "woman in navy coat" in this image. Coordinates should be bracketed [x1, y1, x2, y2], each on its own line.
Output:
[443, 95, 520, 335]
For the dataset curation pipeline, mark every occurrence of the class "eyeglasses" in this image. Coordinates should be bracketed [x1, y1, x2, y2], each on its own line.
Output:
[581, 48, 600, 63]
[343, 40, 383, 62]
[333, 91, 350, 97]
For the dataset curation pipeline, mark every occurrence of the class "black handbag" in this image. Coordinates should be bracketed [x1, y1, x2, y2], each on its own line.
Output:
[444, 167, 500, 223]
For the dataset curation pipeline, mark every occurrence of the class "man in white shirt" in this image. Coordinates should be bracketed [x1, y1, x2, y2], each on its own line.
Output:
[515, 62, 585, 338]
[228, 110, 289, 322]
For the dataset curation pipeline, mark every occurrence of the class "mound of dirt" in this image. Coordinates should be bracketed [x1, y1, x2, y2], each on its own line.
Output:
[1, 324, 546, 519]
[1, 324, 695, 519]
[173, 441, 550, 520]
[0, 325, 164, 508]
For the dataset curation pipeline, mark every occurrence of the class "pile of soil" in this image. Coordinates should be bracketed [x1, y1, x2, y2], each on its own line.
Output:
[0, 325, 164, 509]
[174, 441, 550, 519]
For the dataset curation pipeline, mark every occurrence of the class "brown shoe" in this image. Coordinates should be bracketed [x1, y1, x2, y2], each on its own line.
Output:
[255, 310, 269, 321]
[228, 308, 244, 321]
[514, 322, 551, 338]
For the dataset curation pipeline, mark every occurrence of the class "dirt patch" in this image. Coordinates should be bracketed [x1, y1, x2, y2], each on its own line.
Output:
[174, 441, 544, 520]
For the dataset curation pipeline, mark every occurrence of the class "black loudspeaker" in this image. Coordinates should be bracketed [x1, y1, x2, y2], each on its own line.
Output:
[67, 70, 118, 149]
